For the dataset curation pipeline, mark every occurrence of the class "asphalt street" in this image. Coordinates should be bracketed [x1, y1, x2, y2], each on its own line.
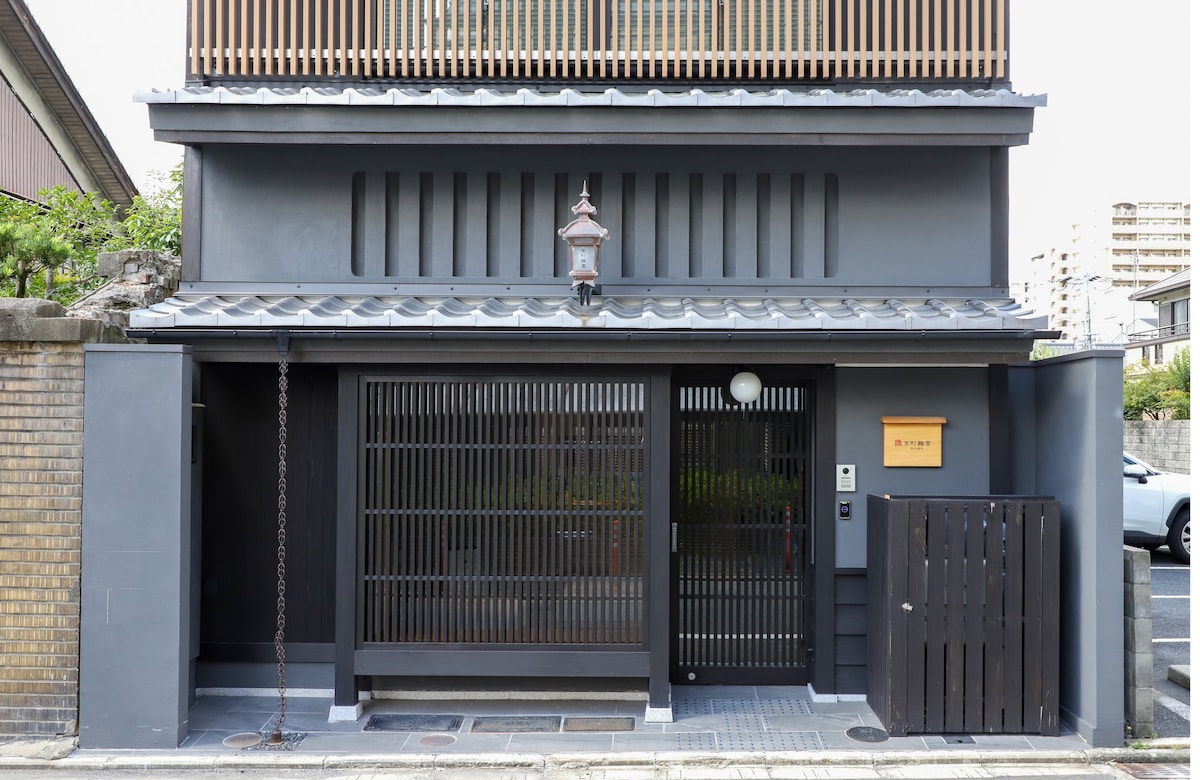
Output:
[0, 769, 1142, 780]
[1148, 548, 1190, 739]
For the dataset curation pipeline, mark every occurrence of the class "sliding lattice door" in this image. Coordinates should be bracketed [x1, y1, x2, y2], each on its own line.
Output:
[673, 383, 809, 684]
[359, 377, 646, 650]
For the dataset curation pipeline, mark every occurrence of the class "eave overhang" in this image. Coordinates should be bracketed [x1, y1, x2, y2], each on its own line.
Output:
[139, 86, 1044, 147]
[126, 293, 1052, 365]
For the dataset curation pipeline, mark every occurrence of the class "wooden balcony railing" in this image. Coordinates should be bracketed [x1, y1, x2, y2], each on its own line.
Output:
[187, 0, 1007, 83]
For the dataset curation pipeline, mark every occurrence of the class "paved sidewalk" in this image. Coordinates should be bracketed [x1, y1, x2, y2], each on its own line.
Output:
[0, 686, 1190, 775]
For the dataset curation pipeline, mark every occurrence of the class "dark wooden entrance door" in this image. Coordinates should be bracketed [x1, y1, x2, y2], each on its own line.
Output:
[671, 382, 810, 685]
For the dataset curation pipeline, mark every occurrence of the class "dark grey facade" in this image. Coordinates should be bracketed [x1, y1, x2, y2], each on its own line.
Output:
[75, 67, 1123, 748]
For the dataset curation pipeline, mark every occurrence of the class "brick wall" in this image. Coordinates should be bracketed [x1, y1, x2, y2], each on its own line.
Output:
[0, 340, 85, 736]
[0, 298, 103, 738]
[1124, 420, 1191, 475]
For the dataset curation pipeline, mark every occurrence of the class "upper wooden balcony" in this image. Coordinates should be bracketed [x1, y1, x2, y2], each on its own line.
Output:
[187, 0, 1008, 85]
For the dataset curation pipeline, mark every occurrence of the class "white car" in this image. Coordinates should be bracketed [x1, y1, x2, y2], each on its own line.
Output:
[1123, 453, 1191, 564]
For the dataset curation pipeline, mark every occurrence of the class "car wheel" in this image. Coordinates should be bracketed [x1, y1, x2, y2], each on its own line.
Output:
[1167, 507, 1190, 565]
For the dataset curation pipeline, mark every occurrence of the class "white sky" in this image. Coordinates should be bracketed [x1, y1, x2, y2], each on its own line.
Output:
[23, 0, 1193, 270]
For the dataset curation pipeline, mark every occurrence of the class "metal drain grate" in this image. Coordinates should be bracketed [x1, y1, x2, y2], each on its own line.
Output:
[241, 732, 306, 751]
[845, 726, 889, 743]
[563, 716, 636, 732]
[1115, 765, 1194, 779]
[364, 714, 464, 732]
[470, 716, 561, 733]
[941, 734, 976, 744]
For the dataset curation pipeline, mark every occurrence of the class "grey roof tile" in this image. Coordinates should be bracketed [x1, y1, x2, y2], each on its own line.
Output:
[129, 294, 1047, 332]
[136, 86, 1045, 109]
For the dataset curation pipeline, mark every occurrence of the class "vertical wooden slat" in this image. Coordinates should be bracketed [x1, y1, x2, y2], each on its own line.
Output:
[1039, 501, 1060, 736]
[882, 0, 891, 79]
[982, 499, 1005, 732]
[937, 0, 946, 77]
[962, 500, 984, 732]
[302, 0, 312, 75]
[1002, 501, 1025, 732]
[920, 0, 929, 77]
[981, 0, 991, 77]
[870, 0, 880, 78]
[832, 0, 841, 78]
[904, 502, 926, 732]
[214, 0, 226, 74]
[907, 0, 916, 76]
[855, 0, 865, 79]
[290, 0, 299, 74]
[586, 0, 595, 78]
[969, 0, 979, 79]
[821, 0, 830, 78]
[924, 501, 946, 732]
[191, 0, 202, 79]
[238, 0, 249, 74]
[267, 0, 276, 75]
[996, 0, 1006, 79]
[940, 0, 950, 78]
[943, 500, 966, 733]
[957, 0, 968, 78]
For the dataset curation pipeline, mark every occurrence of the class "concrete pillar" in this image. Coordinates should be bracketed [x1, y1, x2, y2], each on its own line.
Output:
[80, 344, 192, 748]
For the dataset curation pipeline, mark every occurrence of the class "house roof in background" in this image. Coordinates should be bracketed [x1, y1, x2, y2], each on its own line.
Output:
[0, 0, 136, 207]
[1130, 268, 1190, 302]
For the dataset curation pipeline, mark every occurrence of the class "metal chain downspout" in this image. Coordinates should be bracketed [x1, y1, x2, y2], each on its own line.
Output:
[268, 340, 289, 744]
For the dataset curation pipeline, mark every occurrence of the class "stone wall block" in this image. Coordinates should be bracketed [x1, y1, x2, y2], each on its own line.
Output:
[1124, 420, 1191, 474]
[1122, 546, 1155, 739]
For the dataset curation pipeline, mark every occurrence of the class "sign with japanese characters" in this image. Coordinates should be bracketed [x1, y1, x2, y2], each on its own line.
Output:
[881, 416, 947, 467]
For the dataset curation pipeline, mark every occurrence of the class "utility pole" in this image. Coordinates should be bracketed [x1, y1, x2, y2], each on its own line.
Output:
[1062, 273, 1105, 350]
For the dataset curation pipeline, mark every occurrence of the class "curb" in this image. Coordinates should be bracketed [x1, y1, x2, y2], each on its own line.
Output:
[0, 746, 1189, 771]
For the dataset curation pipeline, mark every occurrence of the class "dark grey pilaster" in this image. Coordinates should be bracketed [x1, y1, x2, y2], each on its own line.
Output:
[645, 369, 673, 721]
[80, 344, 193, 748]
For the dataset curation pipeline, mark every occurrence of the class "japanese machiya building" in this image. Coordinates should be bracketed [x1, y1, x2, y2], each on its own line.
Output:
[78, 0, 1124, 749]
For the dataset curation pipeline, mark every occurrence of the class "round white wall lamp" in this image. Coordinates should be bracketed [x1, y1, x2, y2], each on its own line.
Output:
[729, 370, 763, 404]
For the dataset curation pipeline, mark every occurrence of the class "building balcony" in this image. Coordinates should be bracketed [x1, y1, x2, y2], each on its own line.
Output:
[1126, 321, 1190, 344]
[187, 0, 1009, 85]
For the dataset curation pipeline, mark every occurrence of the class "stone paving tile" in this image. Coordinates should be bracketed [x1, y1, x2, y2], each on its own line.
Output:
[612, 732, 718, 752]
[288, 732, 410, 753]
[174, 687, 1096, 758]
[764, 713, 862, 732]
[269, 711, 367, 733]
[187, 710, 276, 733]
[506, 732, 615, 753]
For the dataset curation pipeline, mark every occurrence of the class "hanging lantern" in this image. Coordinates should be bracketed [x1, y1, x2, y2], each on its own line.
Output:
[558, 181, 610, 306]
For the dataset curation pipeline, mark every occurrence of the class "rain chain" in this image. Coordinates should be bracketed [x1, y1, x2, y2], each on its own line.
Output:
[268, 353, 288, 745]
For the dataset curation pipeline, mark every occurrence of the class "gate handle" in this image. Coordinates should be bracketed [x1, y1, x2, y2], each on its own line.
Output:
[671, 523, 678, 553]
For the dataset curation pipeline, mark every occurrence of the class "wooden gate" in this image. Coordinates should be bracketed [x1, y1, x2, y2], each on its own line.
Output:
[671, 383, 809, 684]
[866, 495, 1060, 736]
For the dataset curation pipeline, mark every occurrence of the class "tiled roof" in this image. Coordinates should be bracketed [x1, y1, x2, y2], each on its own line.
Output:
[136, 86, 1046, 109]
[129, 294, 1048, 332]
[1130, 268, 1190, 301]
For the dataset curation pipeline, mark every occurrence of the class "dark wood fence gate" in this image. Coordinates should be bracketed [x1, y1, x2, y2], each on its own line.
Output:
[866, 495, 1060, 736]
